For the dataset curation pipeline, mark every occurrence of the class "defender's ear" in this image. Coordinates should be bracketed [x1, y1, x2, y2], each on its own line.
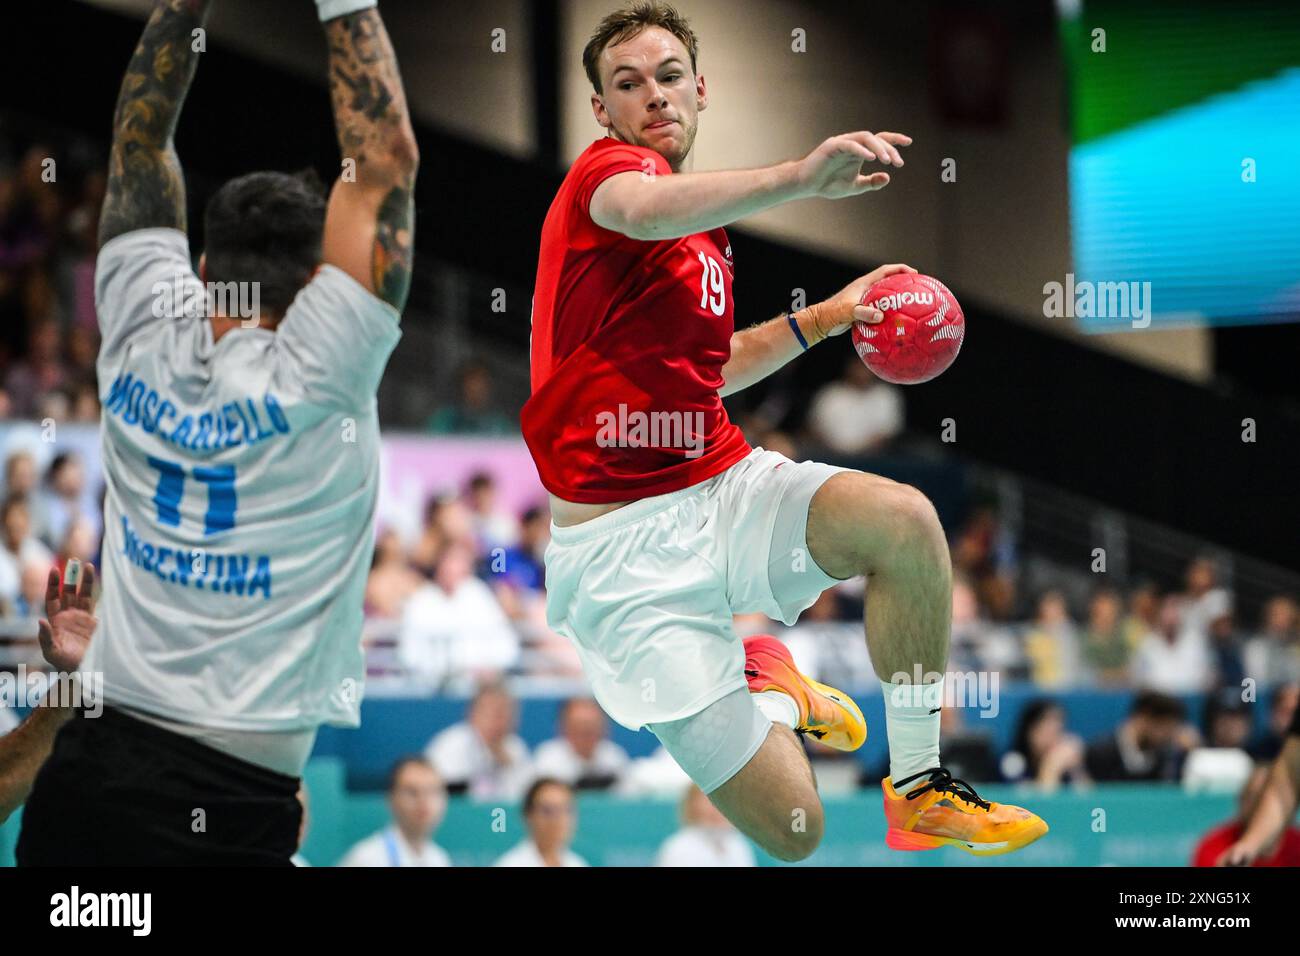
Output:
[198, 252, 207, 284]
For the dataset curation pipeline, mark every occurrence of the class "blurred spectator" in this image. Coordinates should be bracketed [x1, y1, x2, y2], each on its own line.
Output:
[492, 505, 548, 597]
[69, 379, 100, 422]
[16, 560, 48, 618]
[948, 574, 1020, 675]
[1001, 698, 1089, 790]
[1208, 604, 1246, 690]
[2, 449, 39, 500]
[1202, 687, 1253, 751]
[463, 471, 518, 554]
[950, 505, 1018, 621]
[35, 451, 95, 550]
[533, 698, 629, 791]
[1177, 556, 1231, 638]
[1084, 691, 1194, 783]
[0, 494, 52, 613]
[425, 684, 532, 800]
[340, 757, 452, 867]
[426, 360, 515, 436]
[1123, 581, 1161, 649]
[364, 528, 422, 620]
[411, 494, 475, 574]
[1080, 588, 1131, 686]
[1132, 595, 1213, 694]
[398, 540, 520, 687]
[805, 355, 903, 455]
[1250, 683, 1299, 762]
[5, 318, 69, 419]
[1243, 595, 1300, 688]
[1021, 590, 1082, 688]
[494, 778, 588, 867]
[1191, 762, 1300, 867]
[655, 785, 756, 867]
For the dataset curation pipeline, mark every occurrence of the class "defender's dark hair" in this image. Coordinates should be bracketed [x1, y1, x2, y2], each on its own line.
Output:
[202, 170, 327, 319]
[583, 1, 699, 94]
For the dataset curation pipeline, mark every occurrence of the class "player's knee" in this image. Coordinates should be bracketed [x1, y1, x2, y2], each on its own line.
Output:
[883, 483, 946, 563]
[763, 799, 824, 862]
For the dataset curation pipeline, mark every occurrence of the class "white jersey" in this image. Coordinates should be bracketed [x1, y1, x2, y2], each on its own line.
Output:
[82, 228, 400, 732]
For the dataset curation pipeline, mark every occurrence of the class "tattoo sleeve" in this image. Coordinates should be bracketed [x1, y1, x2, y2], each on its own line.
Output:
[98, 0, 213, 249]
[325, 10, 418, 311]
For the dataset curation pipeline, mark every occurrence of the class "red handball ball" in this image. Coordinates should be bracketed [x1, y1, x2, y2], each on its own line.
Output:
[851, 273, 965, 384]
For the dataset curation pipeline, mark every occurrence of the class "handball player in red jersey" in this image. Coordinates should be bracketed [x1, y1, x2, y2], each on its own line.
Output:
[522, 1, 1046, 860]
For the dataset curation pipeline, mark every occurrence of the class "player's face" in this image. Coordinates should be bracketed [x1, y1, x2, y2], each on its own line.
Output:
[592, 27, 706, 170]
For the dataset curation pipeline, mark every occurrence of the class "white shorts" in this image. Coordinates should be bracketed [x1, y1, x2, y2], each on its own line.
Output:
[544, 447, 851, 733]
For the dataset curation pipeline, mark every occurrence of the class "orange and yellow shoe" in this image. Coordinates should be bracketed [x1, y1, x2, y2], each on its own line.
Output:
[882, 769, 1048, 856]
[743, 634, 867, 751]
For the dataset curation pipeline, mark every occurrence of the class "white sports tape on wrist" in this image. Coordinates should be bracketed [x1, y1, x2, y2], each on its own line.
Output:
[316, 0, 377, 23]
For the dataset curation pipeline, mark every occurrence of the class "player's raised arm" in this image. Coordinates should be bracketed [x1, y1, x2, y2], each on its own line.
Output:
[98, 0, 213, 249]
[319, 1, 419, 312]
[591, 131, 911, 242]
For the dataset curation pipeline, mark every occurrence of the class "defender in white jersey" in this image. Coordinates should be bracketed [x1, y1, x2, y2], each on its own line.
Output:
[17, 0, 418, 866]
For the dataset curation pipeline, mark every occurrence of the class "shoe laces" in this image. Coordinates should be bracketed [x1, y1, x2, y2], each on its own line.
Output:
[894, 768, 991, 811]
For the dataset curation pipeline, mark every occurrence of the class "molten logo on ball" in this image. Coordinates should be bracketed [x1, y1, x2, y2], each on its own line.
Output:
[852, 273, 964, 384]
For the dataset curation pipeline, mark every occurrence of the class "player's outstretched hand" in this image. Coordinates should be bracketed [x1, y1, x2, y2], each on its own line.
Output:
[797, 131, 912, 199]
[806, 263, 918, 341]
[38, 560, 98, 672]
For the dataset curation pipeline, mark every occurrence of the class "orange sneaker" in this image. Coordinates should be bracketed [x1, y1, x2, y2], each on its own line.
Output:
[743, 634, 866, 751]
[882, 769, 1048, 856]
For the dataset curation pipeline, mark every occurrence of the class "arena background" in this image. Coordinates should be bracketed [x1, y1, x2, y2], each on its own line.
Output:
[0, 0, 1298, 866]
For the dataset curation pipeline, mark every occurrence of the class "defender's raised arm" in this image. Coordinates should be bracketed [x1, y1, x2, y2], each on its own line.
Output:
[99, 0, 213, 248]
[319, 2, 419, 311]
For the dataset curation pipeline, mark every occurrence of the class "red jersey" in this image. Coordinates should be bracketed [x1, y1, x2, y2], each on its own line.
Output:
[1191, 821, 1300, 867]
[522, 138, 751, 503]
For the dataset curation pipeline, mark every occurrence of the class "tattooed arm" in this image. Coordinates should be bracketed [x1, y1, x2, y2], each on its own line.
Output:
[99, 0, 213, 249]
[321, 8, 420, 312]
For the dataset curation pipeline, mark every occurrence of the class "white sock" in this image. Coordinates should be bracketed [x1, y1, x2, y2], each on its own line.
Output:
[753, 690, 799, 729]
[880, 676, 943, 788]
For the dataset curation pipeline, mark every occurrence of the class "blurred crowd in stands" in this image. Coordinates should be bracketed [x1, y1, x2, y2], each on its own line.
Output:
[1, 135, 105, 427]
[327, 753, 754, 868]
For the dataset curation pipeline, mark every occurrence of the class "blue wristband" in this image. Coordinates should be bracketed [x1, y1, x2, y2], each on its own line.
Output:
[787, 311, 810, 351]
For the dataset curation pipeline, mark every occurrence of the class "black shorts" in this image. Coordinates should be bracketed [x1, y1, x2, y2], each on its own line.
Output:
[16, 706, 301, 866]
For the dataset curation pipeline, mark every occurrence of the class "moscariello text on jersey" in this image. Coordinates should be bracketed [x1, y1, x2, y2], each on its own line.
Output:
[104, 371, 290, 451]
